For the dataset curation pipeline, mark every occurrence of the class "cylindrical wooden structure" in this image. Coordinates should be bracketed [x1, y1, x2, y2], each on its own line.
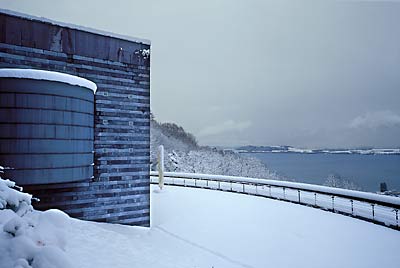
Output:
[0, 69, 96, 185]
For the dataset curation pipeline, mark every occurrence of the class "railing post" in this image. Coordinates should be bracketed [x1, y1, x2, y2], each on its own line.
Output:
[195, 179, 197, 187]
[298, 190, 301, 203]
[230, 182, 233, 192]
[350, 200, 354, 215]
[206, 180, 209, 188]
[218, 181, 220, 190]
[242, 184, 245, 193]
[157, 145, 164, 190]
[371, 204, 375, 220]
[314, 193, 317, 207]
[396, 209, 399, 227]
[331, 196, 335, 211]
[256, 184, 258, 195]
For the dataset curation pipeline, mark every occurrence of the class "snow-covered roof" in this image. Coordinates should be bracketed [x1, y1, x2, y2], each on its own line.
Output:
[0, 8, 151, 45]
[0, 69, 97, 92]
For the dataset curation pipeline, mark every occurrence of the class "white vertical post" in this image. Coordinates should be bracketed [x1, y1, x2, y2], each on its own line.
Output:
[157, 145, 164, 190]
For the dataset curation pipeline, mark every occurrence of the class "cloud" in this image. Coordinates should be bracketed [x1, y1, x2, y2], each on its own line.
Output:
[208, 106, 223, 113]
[349, 110, 400, 129]
[198, 120, 252, 137]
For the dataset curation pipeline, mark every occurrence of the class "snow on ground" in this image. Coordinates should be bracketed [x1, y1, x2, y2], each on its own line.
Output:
[65, 185, 400, 268]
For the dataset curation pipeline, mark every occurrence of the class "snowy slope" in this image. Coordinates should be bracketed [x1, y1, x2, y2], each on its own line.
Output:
[65, 185, 400, 268]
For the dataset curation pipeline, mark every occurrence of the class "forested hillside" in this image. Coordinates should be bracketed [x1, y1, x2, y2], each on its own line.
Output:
[150, 115, 281, 180]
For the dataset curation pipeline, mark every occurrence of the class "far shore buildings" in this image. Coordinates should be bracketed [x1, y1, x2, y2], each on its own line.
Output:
[0, 9, 151, 226]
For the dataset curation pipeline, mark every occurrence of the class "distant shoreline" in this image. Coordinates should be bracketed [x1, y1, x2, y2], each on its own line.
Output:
[234, 146, 400, 155]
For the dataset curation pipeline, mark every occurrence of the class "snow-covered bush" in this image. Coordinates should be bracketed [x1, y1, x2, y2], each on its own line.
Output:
[0, 167, 71, 268]
[323, 173, 362, 191]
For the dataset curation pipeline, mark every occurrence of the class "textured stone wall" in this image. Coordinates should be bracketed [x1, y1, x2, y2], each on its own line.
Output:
[0, 11, 150, 226]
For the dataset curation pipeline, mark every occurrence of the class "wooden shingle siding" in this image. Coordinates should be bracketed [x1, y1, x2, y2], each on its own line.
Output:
[0, 11, 150, 226]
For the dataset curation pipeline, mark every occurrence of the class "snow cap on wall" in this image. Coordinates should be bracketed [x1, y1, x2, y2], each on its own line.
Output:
[0, 68, 97, 92]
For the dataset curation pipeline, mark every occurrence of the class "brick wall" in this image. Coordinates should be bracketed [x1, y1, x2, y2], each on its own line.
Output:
[0, 11, 151, 226]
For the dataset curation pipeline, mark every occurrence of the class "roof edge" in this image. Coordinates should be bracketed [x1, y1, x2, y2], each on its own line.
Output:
[0, 8, 151, 46]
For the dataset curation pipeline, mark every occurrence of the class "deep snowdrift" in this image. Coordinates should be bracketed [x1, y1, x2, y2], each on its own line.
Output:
[65, 185, 400, 268]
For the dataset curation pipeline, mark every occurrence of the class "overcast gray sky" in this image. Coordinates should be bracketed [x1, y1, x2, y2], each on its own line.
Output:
[1, 0, 400, 148]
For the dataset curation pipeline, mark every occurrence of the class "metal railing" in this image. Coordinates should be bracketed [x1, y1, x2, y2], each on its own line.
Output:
[150, 171, 400, 230]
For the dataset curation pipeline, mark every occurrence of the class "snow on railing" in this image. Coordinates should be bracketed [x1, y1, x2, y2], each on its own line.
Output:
[150, 171, 400, 230]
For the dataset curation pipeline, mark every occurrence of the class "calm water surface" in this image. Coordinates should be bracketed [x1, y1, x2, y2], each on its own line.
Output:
[243, 152, 400, 192]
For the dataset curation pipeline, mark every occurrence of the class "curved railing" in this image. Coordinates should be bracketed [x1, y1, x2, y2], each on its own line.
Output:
[150, 171, 400, 230]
